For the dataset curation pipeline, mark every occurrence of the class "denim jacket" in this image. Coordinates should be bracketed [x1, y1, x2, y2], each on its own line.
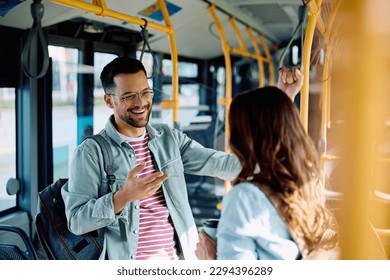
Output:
[217, 182, 300, 259]
[62, 115, 240, 260]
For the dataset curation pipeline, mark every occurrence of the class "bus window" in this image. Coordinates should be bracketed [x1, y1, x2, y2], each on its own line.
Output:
[178, 84, 200, 127]
[175, 61, 200, 128]
[49, 46, 79, 179]
[216, 66, 226, 124]
[136, 51, 155, 79]
[93, 52, 118, 134]
[178, 61, 198, 78]
[160, 59, 200, 127]
[0, 87, 16, 212]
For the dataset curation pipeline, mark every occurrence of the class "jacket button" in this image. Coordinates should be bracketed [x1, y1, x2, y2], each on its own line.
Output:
[129, 153, 134, 157]
[131, 255, 136, 259]
[133, 230, 138, 234]
[135, 205, 140, 209]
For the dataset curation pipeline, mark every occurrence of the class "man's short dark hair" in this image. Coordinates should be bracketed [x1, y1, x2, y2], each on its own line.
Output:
[100, 56, 147, 94]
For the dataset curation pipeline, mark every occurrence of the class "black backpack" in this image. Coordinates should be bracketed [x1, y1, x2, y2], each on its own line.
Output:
[36, 135, 116, 260]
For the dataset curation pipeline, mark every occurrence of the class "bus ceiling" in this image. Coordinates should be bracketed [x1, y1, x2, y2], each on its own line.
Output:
[0, 0, 304, 60]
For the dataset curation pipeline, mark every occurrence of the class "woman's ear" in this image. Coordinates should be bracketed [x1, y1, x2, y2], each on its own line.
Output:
[104, 93, 114, 109]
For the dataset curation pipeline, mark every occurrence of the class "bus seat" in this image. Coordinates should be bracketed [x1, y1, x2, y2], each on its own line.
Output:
[0, 224, 37, 260]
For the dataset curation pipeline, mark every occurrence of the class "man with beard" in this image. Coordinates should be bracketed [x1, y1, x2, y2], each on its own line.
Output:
[62, 56, 302, 260]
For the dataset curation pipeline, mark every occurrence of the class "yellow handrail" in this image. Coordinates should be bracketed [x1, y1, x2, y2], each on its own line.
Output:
[159, 0, 179, 126]
[208, 4, 232, 194]
[229, 17, 248, 52]
[50, 0, 179, 127]
[52, 0, 171, 33]
[247, 27, 265, 87]
[301, 0, 323, 132]
[319, 0, 343, 187]
[308, 0, 325, 35]
[259, 34, 275, 86]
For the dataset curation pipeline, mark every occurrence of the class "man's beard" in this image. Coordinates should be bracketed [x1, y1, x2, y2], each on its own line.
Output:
[121, 105, 152, 128]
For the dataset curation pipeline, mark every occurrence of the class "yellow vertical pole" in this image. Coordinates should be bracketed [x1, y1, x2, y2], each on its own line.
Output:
[337, 0, 389, 259]
[208, 4, 232, 194]
[320, 56, 331, 186]
[229, 17, 248, 52]
[301, 0, 322, 132]
[158, 0, 179, 127]
[259, 34, 275, 86]
[230, 18, 268, 87]
[247, 27, 264, 87]
[322, 0, 343, 130]
[319, 0, 343, 187]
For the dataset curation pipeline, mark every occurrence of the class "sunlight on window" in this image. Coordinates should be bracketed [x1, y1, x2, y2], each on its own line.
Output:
[0, 87, 16, 211]
[93, 52, 118, 134]
[49, 45, 79, 179]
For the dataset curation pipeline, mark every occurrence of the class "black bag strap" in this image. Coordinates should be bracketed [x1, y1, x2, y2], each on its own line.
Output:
[86, 135, 116, 186]
[84, 135, 127, 242]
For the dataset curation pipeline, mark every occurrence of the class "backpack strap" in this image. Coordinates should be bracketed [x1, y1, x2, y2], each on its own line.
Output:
[87, 135, 116, 187]
[84, 135, 127, 242]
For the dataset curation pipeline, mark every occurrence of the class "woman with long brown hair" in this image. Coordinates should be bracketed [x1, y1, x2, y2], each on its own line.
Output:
[196, 68, 339, 259]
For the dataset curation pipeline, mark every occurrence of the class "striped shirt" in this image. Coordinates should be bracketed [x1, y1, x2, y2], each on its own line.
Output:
[128, 132, 178, 260]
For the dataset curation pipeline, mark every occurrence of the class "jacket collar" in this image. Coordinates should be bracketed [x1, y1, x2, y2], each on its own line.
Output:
[145, 123, 163, 141]
[105, 114, 163, 146]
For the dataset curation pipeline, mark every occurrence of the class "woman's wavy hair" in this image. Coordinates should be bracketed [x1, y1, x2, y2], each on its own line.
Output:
[229, 86, 338, 251]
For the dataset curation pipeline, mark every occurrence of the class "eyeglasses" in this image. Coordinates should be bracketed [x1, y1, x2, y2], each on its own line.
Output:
[108, 88, 154, 105]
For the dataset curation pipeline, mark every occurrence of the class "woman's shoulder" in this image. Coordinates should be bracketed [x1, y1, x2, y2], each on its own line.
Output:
[225, 182, 270, 204]
[230, 181, 266, 194]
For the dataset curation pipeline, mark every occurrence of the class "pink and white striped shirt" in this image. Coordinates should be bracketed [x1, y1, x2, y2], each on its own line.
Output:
[128, 132, 178, 260]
